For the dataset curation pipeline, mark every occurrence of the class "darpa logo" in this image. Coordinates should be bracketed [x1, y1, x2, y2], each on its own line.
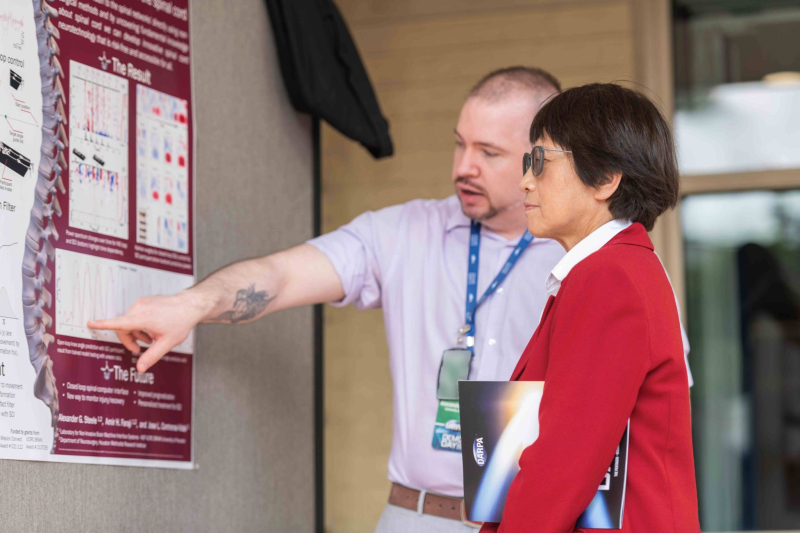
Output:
[473, 437, 485, 467]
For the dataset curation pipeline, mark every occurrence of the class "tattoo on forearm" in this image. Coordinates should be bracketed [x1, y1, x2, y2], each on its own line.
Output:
[213, 285, 276, 324]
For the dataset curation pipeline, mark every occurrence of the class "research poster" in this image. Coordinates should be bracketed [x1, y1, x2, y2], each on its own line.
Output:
[0, 0, 194, 468]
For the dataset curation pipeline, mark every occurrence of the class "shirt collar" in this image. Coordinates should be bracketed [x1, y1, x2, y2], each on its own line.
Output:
[545, 219, 633, 297]
[444, 195, 471, 233]
[444, 195, 525, 247]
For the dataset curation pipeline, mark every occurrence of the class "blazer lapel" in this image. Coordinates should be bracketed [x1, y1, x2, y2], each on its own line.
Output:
[510, 295, 555, 381]
[509, 224, 652, 382]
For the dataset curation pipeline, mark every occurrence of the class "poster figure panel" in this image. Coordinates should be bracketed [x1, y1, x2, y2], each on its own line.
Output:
[136, 85, 189, 254]
[55, 249, 195, 354]
[1, 0, 27, 52]
[1, 0, 38, 191]
[0, 0, 53, 457]
[0, 0, 194, 469]
[68, 61, 129, 240]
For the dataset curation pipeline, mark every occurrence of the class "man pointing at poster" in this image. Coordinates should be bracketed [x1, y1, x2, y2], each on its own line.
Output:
[90, 67, 688, 532]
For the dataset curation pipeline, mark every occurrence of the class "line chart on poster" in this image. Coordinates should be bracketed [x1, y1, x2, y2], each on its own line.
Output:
[4, 75, 39, 136]
[69, 61, 129, 239]
[1, 0, 39, 152]
[3, 68, 38, 131]
[5, 110, 38, 131]
[55, 249, 194, 353]
[0, 0, 26, 51]
[0, 242, 18, 320]
[0, 287, 16, 320]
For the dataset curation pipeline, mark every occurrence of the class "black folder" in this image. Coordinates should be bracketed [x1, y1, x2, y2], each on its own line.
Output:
[459, 380, 628, 528]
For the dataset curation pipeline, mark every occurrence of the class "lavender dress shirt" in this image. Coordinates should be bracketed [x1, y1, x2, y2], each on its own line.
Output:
[308, 195, 565, 497]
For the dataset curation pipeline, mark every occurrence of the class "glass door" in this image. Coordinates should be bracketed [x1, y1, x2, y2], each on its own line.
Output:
[674, 0, 800, 530]
[682, 191, 800, 530]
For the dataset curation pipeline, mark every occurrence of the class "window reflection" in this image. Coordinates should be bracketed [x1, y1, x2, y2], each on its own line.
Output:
[673, 1, 800, 175]
[683, 190, 800, 530]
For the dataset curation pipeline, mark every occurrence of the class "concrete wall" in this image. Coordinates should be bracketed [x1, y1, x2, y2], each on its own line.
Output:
[0, 1, 316, 531]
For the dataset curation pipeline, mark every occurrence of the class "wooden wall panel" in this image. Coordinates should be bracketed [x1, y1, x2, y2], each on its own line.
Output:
[350, 3, 630, 53]
[336, 0, 600, 25]
[322, 2, 636, 531]
[363, 39, 631, 89]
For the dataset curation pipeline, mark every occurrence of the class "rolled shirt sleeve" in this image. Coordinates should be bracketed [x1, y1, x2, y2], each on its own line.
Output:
[306, 204, 404, 310]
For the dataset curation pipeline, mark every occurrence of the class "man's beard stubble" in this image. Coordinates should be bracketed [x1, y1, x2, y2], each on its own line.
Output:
[455, 177, 498, 221]
[466, 204, 499, 222]
[455, 177, 523, 222]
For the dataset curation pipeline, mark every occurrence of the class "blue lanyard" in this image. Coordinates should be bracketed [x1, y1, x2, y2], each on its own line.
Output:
[463, 220, 534, 350]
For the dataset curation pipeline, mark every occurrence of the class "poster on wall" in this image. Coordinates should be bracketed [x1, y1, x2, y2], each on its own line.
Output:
[0, 0, 194, 468]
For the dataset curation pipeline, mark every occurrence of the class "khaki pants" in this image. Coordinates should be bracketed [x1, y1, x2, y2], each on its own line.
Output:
[375, 504, 476, 533]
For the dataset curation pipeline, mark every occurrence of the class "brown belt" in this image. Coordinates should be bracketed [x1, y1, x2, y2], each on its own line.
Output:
[388, 482, 482, 527]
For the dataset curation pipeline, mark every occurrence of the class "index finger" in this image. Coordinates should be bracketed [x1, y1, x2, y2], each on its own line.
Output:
[87, 316, 139, 331]
[135, 338, 173, 373]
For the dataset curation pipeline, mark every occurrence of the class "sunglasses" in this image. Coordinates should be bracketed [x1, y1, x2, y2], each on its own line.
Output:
[522, 146, 572, 177]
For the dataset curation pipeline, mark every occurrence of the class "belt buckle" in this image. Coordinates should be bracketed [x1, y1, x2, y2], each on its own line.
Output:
[460, 500, 483, 529]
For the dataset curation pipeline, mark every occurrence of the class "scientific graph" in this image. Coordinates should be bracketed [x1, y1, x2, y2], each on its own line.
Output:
[55, 249, 194, 353]
[69, 61, 129, 239]
[71, 162, 126, 229]
[1, 0, 41, 161]
[70, 61, 128, 143]
[0, 287, 15, 320]
[135, 85, 189, 253]
[0, 0, 26, 51]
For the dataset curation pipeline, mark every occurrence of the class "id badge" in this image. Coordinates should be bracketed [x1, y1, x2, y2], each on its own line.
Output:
[437, 348, 471, 400]
[432, 349, 471, 452]
[432, 399, 461, 452]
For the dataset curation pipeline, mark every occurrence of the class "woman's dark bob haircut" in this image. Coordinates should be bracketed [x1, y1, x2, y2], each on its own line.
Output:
[529, 83, 679, 231]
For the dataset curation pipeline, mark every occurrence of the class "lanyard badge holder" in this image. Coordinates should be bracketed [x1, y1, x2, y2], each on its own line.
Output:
[431, 221, 533, 452]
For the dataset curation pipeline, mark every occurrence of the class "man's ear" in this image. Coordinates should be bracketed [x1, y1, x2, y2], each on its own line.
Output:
[594, 172, 622, 202]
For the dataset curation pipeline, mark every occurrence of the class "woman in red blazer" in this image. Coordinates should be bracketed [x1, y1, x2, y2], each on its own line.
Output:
[480, 84, 701, 532]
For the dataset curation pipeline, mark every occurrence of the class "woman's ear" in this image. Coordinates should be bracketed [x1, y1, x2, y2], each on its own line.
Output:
[594, 172, 622, 202]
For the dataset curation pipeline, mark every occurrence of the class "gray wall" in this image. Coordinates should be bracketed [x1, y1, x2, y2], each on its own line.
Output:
[0, 1, 316, 531]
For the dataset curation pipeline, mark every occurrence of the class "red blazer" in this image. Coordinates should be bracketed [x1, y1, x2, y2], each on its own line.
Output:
[481, 223, 700, 533]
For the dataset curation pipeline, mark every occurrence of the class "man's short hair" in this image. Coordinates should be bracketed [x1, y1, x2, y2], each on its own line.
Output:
[529, 83, 679, 231]
[469, 66, 561, 102]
